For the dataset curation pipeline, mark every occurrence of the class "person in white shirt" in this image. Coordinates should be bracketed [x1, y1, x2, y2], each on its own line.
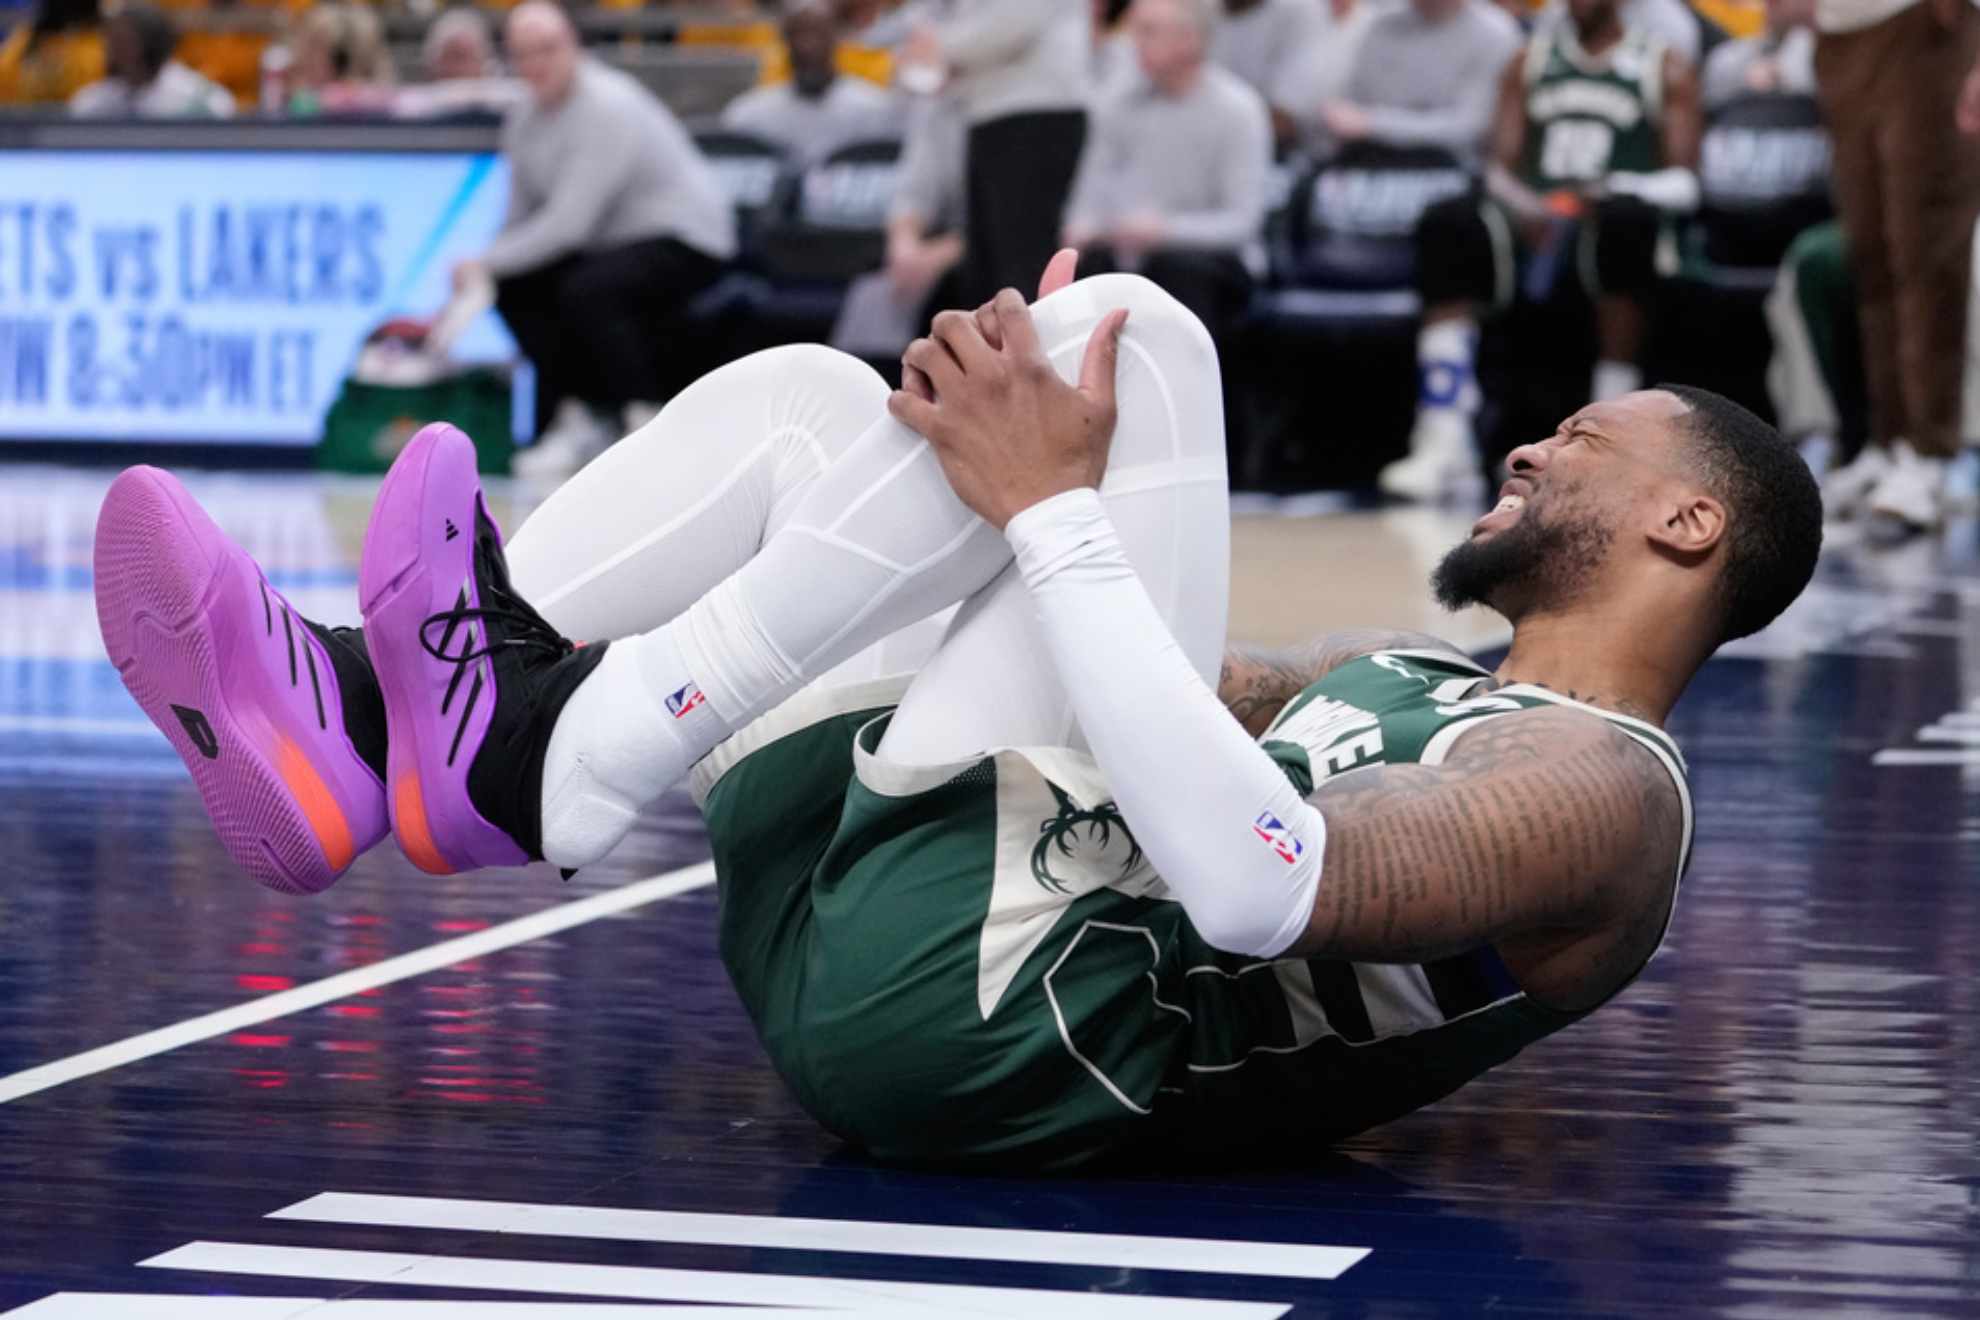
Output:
[721, 0, 901, 166]
[69, 4, 232, 119]
[1808, 0, 1980, 531]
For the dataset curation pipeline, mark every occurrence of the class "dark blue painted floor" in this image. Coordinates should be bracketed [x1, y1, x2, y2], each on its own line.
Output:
[1, 469, 1976, 1317]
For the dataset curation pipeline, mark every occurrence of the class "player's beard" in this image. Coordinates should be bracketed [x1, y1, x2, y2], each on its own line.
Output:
[1431, 496, 1614, 619]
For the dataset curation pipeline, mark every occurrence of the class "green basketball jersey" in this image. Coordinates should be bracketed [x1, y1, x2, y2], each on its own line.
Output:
[1518, 26, 1667, 192]
[694, 652, 1693, 1169]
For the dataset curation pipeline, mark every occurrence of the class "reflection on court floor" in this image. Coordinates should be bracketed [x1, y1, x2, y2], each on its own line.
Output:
[0, 466, 1975, 1317]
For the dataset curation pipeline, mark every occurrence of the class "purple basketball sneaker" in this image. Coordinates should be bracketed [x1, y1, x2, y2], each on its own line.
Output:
[358, 423, 606, 875]
[93, 467, 391, 894]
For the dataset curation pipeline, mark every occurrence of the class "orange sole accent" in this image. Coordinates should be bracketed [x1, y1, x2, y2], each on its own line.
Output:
[273, 737, 357, 873]
[393, 772, 455, 875]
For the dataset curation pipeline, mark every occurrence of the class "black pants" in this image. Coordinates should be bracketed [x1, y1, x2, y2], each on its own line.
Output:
[1082, 245, 1254, 343]
[494, 237, 725, 434]
[1413, 192, 1662, 310]
[962, 109, 1087, 306]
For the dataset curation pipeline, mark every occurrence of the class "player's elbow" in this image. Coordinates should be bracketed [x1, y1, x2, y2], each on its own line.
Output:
[1188, 902, 1303, 959]
[1174, 815, 1326, 959]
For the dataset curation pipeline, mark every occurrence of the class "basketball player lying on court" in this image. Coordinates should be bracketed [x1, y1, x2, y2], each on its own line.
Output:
[95, 252, 1822, 1170]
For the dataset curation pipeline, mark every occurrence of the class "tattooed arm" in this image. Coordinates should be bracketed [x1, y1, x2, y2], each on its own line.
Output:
[1220, 630, 1472, 738]
[1288, 706, 1685, 1000]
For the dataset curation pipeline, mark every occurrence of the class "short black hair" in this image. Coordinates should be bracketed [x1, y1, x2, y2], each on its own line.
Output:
[117, 4, 178, 78]
[1658, 384, 1822, 645]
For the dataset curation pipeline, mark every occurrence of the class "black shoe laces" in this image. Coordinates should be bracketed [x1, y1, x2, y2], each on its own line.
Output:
[418, 534, 575, 670]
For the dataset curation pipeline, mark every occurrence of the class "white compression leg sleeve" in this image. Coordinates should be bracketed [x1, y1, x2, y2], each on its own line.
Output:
[537, 273, 1219, 865]
[504, 344, 894, 644]
[878, 273, 1230, 763]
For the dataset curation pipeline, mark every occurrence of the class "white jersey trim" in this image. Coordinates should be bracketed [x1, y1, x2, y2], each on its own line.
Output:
[688, 673, 913, 806]
[1368, 648, 1493, 675]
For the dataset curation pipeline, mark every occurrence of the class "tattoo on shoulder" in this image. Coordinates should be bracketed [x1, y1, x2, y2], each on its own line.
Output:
[1219, 630, 1467, 738]
[1298, 707, 1686, 965]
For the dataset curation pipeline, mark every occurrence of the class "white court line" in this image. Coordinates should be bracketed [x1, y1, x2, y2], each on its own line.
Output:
[274, 1192, 1369, 1281]
[0, 715, 160, 738]
[141, 1243, 1290, 1319]
[0, 863, 716, 1106]
[5, 1298, 865, 1319]
[1919, 726, 1980, 744]
[1872, 749, 1980, 767]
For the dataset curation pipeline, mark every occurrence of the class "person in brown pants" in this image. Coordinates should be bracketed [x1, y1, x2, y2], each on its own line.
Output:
[1813, 0, 1980, 531]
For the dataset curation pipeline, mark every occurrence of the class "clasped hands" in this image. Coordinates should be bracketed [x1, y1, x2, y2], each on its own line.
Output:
[886, 250, 1131, 531]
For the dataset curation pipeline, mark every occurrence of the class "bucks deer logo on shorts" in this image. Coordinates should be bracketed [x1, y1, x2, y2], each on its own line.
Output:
[1031, 783, 1144, 895]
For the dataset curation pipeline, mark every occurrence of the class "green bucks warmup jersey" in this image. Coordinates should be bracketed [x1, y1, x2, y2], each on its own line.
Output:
[1519, 26, 1667, 192]
[693, 653, 1693, 1170]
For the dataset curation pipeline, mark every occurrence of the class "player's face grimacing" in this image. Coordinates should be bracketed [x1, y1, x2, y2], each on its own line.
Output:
[1433, 390, 1697, 620]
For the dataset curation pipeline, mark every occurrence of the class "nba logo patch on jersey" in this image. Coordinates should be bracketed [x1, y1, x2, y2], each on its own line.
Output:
[1253, 811, 1304, 864]
[666, 683, 706, 719]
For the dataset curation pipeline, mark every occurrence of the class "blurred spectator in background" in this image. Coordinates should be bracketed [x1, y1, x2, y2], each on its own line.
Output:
[1090, 0, 1138, 95]
[1212, 0, 1321, 148]
[722, 0, 898, 165]
[273, 3, 396, 116]
[1702, 0, 1815, 107]
[176, 0, 267, 110]
[424, 8, 500, 83]
[466, 0, 735, 478]
[1066, 0, 1270, 352]
[830, 91, 967, 362]
[885, 94, 969, 315]
[899, 1, 1089, 306]
[1808, 0, 1980, 531]
[394, 7, 519, 119]
[726, 0, 896, 90]
[1319, 0, 1522, 166]
[1383, 0, 1701, 501]
[1538, 0, 1707, 65]
[0, 0, 103, 106]
[70, 3, 232, 118]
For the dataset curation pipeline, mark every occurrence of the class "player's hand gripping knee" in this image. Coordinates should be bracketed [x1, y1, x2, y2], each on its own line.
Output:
[890, 287, 1129, 531]
[902, 248, 1080, 404]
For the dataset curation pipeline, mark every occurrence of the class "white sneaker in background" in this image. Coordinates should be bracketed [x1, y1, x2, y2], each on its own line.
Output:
[1379, 409, 1484, 505]
[1795, 433, 1835, 481]
[1819, 443, 1893, 521]
[1865, 442, 1945, 533]
[1941, 446, 1980, 513]
[514, 400, 612, 481]
[622, 401, 662, 436]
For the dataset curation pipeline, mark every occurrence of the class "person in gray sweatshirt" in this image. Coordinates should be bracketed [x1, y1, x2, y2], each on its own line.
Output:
[1065, 0, 1271, 460]
[899, 0, 1089, 305]
[1318, 0, 1523, 167]
[721, 0, 901, 166]
[1066, 0, 1271, 336]
[455, 1, 736, 473]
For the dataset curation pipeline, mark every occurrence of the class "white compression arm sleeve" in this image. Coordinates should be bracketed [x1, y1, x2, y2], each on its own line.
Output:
[1008, 489, 1325, 958]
